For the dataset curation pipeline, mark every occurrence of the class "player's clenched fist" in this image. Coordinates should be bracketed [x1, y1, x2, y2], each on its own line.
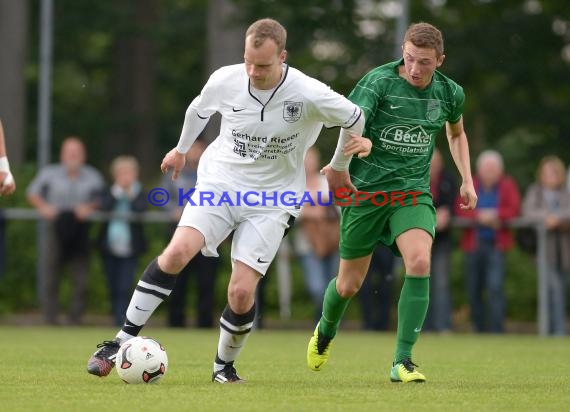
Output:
[459, 181, 478, 210]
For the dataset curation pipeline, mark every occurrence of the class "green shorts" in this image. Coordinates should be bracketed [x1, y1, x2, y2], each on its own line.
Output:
[339, 192, 436, 260]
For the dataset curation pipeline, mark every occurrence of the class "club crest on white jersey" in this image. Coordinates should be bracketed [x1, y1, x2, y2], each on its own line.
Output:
[283, 101, 303, 123]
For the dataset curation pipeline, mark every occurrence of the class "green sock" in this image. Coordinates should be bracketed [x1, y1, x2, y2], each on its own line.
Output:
[319, 277, 351, 338]
[394, 275, 430, 364]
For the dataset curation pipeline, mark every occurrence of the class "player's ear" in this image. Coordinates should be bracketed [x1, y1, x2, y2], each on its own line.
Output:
[280, 49, 287, 63]
[437, 54, 445, 67]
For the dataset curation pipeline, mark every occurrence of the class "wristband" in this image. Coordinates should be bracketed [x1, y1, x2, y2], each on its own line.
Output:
[329, 157, 352, 172]
[0, 156, 9, 173]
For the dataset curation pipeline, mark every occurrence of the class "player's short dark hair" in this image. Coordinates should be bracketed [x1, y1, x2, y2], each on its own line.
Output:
[404, 22, 444, 57]
[246, 18, 287, 53]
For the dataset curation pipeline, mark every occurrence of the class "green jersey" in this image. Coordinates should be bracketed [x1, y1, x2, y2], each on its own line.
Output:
[348, 59, 464, 193]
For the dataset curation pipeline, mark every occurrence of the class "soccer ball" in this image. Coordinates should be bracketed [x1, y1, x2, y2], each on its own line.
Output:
[115, 336, 168, 384]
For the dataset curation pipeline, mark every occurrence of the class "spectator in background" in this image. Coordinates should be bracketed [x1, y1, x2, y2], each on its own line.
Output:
[27, 137, 104, 325]
[523, 156, 570, 335]
[358, 245, 395, 330]
[162, 139, 220, 328]
[424, 148, 457, 333]
[455, 150, 520, 333]
[294, 147, 339, 322]
[98, 156, 147, 326]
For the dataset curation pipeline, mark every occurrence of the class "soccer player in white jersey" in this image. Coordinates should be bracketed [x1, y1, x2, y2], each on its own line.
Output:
[87, 18, 371, 383]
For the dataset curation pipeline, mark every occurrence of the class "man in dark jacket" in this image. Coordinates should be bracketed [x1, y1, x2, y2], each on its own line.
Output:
[98, 156, 147, 326]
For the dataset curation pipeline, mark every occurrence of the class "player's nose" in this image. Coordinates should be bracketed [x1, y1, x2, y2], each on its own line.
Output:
[410, 63, 419, 76]
[247, 66, 258, 78]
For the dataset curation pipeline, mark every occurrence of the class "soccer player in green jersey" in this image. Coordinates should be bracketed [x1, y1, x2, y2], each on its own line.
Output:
[307, 22, 478, 382]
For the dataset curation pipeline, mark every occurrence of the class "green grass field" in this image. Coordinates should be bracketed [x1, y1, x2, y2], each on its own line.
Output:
[2, 326, 569, 411]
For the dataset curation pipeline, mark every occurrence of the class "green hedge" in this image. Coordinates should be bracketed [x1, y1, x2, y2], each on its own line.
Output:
[0, 224, 542, 325]
[0, 164, 543, 325]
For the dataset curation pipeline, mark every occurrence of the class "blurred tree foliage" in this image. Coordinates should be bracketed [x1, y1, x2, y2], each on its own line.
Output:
[417, 0, 570, 188]
[233, 0, 570, 187]
[22, 0, 570, 186]
[25, 0, 208, 179]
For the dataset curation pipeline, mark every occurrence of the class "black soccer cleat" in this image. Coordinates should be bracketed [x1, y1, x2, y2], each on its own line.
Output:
[211, 363, 245, 384]
[87, 339, 121, 377]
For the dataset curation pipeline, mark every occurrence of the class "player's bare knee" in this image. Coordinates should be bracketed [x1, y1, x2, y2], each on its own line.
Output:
[337, 266, 367, 297]
[336, 278, 362, 298]
[159, 244, 191, 273]
[227, 284, 253, 310]
[406, 253, 431, 275]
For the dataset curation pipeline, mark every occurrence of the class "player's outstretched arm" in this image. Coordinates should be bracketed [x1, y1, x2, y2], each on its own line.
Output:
[323, 114, 367, 194]
[165, 101, 212, 181]
[446, 118, 477, 210]
[0, 120, 16, 195]
[0, 162, 15, 196]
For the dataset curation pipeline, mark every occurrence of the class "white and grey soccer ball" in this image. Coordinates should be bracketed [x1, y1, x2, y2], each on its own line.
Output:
[115, 336, 168, 384]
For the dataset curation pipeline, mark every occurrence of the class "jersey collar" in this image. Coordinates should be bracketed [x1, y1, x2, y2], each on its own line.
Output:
[248, 64, 289, 122]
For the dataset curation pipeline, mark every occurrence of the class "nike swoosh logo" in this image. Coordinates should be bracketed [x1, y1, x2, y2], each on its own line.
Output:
[135, 305, 150, 312]
[232, 107, 245, 112]
[314, 362, 323, 369]
[257, 258, 269, 263]
[390, 105, 403, 109]
[414, 327, 422, 333]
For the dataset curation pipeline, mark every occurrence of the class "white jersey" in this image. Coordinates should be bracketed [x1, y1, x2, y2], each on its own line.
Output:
[189, 63, 361, 215]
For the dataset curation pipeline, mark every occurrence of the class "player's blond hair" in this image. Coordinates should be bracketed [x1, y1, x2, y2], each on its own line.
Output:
[404, 22, 444, 57]
[245, 18, 287, 53]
